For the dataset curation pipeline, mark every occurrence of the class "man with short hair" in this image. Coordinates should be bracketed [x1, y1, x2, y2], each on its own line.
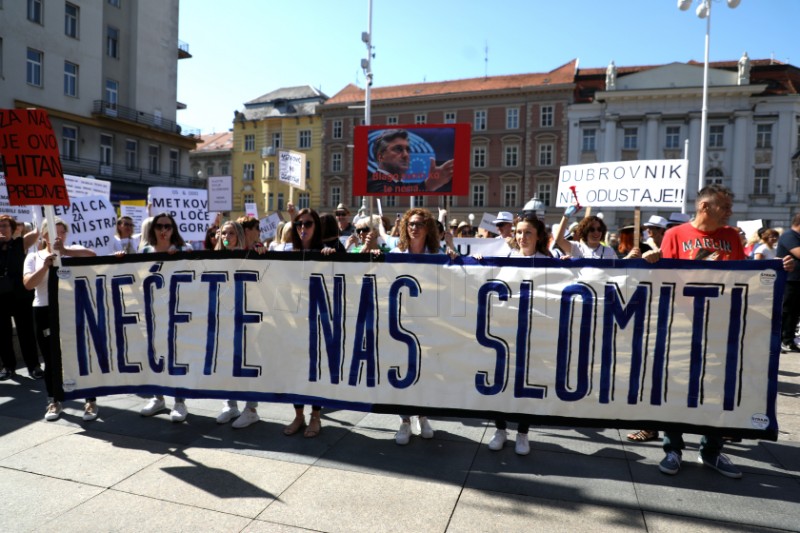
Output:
[335, 204, 354, 237]
[236, 216, 262, 249]
[646, 185, 792, 479]
[776, 213, 800, 352]
[366, 129, 454, 193]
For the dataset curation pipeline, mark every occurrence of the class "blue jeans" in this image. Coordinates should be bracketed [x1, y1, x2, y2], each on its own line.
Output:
[663, 431, 723, 458]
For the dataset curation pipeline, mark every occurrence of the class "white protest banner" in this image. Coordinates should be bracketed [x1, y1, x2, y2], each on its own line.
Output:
[259, 212, 281, 241]
[120, 204, 148, 233]
[278, 150, 306, 189]
[0, 175, 34, 223]
[64, 174, 111, 199]
[557, 159, 687, 208]
[147, 186, 211, 241]
[52, 195, 117, 255]
[57, 254, 782, 439]
[245, 202, 258, 219]
[453, 237, 510, 257]
[207, 175, 232, 212]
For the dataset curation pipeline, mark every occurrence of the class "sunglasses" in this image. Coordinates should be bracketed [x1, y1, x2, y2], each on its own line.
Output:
[294, 220, 314, 229]
[356, 227, 371, 234]
[588, 226, 603, 233]
[408, 221, 425, 229]
[118, 222, 134, 227]
[154, 223, 173, 231]
[335, 212, 348, 217]
[496, 222, 510, 228]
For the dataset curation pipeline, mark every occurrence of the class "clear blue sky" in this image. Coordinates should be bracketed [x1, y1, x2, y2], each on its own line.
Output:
[177, 0, 800, 134]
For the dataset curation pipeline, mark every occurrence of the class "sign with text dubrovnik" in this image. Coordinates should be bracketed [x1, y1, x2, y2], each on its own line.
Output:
[0, 109, 69, 206]
[557, 159, 687, 208]
[57, 253, 782, 440]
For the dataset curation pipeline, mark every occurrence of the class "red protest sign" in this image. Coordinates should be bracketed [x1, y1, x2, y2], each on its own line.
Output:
[0, 109, 69, 206]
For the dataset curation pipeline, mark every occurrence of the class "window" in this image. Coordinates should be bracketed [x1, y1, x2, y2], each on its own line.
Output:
[27, 0, 42, 24]
[474, 110, 487, 131]
[537, 183, 552, 206]
[268, 193, 274, 211]
[756, 124, 773, 149]
[444, 112, 456, 124]
[243, 193, 254, 205]
[267, 161, 275, 177]
[306, 160, 311, 180]
[666, 126, 681, 149]
[332, 120, 343, 139]
[299, 130, 311, 149]
[386, 116, 398, 125]
[125, 140, 137, 170]
[623, 127, 638, 150]
[243, 163, 254, 181]
[473, 146, 486, 168]
[64, 61, 78, 97]
[415, 114, 427, 125]
[26, 48, 42, 87]
[220, 163, 229, 175]
[503, 183, 518, 208]
[65, 3, 78, 38]
[277, 193, 284, 210]
[582, 128, 597, 151]
[331, 152, 342, 172]
[506, 108, 519, 129]
[100, 134, 113, 174]
[244, 134, 255, 152]
[105, 79, 118, 106]
[272, 132, 281, 148]
[330, 185, 341, 207]
[541, 105, 554, 128]
[206, 164, 214, 177]
[169, 149, 179, 177]
[62, 127, 78, 161]
[754, 168, 770, 195]
[472, 183, 486, 207]
[148, 145, 159, 174]
[108, 0, 120, 6]
[413, 196, 425, 207]
[538, 143, 553, 166]
[706, 168, 724, 186]
[107, 26, 119, 58]
[383, 196, 397, 207]
[504, 145, 519, 167]
[708, 125, 724, 148]
[298, 192, 310, 209]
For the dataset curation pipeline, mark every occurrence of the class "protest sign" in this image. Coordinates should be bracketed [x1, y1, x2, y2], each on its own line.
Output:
[120, 204, 147, 233]
[478, 212, 499, 235]
[259, 212, 281, 241]
[51, 195, 117, 255]
[0, 109, 69, 206]
[0, 175, 34, 223]
[557, 159, 687, 208]
[57, 254, 782, 439]
[278, 150, 306, 190]
[64, 174, 111, 199]
[245, 202, 258, 219]
[207, 175, 232, 212]
[147, 186, 211, 241]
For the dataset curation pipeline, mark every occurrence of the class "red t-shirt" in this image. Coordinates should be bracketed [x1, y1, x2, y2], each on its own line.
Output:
[660, 223, 745, 261]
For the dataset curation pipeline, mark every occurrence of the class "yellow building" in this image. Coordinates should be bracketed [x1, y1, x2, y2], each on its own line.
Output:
[231, 86, 328, 218]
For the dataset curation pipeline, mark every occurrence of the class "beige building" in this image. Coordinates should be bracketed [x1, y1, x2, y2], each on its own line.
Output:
[189, 131, 233, 181]
[0, 0, 199, 201]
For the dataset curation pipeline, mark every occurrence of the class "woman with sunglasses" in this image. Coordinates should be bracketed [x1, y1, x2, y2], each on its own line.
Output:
[349, 215, 391, 254]
[281, 208, 338, 438]
[553, 214, 617, 260]
[213, 220, 264, 428]
[138, 213, 195, 422]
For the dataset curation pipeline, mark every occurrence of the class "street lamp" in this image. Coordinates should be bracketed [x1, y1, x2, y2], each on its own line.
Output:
[678, 0, 742, 190]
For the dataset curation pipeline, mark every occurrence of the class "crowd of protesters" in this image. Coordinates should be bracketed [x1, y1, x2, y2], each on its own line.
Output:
[0, 184, 795, 479]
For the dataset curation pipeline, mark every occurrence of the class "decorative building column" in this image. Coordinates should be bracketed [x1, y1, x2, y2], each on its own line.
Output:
[645, 113, 661, 160]
[731, 110, 750, 201]
[603, 114, 618, 163]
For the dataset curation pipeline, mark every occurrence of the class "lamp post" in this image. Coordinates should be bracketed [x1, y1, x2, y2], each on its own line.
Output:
[677, 0, 742, 191]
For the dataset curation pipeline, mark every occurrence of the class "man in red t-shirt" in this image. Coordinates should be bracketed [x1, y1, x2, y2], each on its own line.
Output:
[644, 185, 792, 479]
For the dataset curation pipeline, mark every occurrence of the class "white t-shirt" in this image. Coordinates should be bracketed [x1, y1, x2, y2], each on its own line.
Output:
[23, 246, 89, 307]
[567, 240, 617, 259]
[112, 235, 141, 254]
[753, 243, 776, 259]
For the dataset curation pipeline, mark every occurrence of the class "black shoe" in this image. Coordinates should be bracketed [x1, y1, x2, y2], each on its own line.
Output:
[781, 342, 800, 353]
[29, 367, 44, 379]
[0, 369, 15, 381]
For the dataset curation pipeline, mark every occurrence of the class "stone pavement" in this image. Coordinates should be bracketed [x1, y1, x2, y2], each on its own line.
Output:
[0, 352, 798, 533]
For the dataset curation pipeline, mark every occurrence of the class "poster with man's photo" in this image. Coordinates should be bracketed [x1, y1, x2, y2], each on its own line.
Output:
[352, 124, 470, 196]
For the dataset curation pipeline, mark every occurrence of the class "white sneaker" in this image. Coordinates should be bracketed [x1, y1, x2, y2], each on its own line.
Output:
[488, 429, 508, 451]
[216, 402, 241, 424]
[44, 401, 62, 421]
[232, 408, 259, 429]
[140, 397, 166, 417]
[395, 422, 412, 445]
[170, 401, 188, 422]
[419, 416, 434, 439]
[515, 433, 530, 456]
[410, 416, 422, 435]
[83, 401, 99, 421]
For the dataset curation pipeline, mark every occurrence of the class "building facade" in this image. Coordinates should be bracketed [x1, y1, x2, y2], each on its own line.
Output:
[189, 131, 233, 181]
[570, 58, 800, 228]
[231, 86, 327, 219]
[320, 61, 577, 224]
[0, 0, 200, 202]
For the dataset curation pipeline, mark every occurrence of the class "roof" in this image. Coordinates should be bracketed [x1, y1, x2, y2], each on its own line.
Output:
[191, 131, 233, 154]
[325, 59, 578, 105]
[238, 85, 329, 121]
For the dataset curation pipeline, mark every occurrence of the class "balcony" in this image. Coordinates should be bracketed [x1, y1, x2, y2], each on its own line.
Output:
[92, 100, 191, 136]
[178, 39, 192, 59]
[60, 155, 204, 189]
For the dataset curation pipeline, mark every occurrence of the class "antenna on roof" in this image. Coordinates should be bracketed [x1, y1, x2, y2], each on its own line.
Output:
[484, 41, 489, 79]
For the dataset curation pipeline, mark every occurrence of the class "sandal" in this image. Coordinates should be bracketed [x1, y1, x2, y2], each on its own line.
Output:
[626, 429, 658, 442]
[283, 416, 306, 436]
[304, 416, 321, 438]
